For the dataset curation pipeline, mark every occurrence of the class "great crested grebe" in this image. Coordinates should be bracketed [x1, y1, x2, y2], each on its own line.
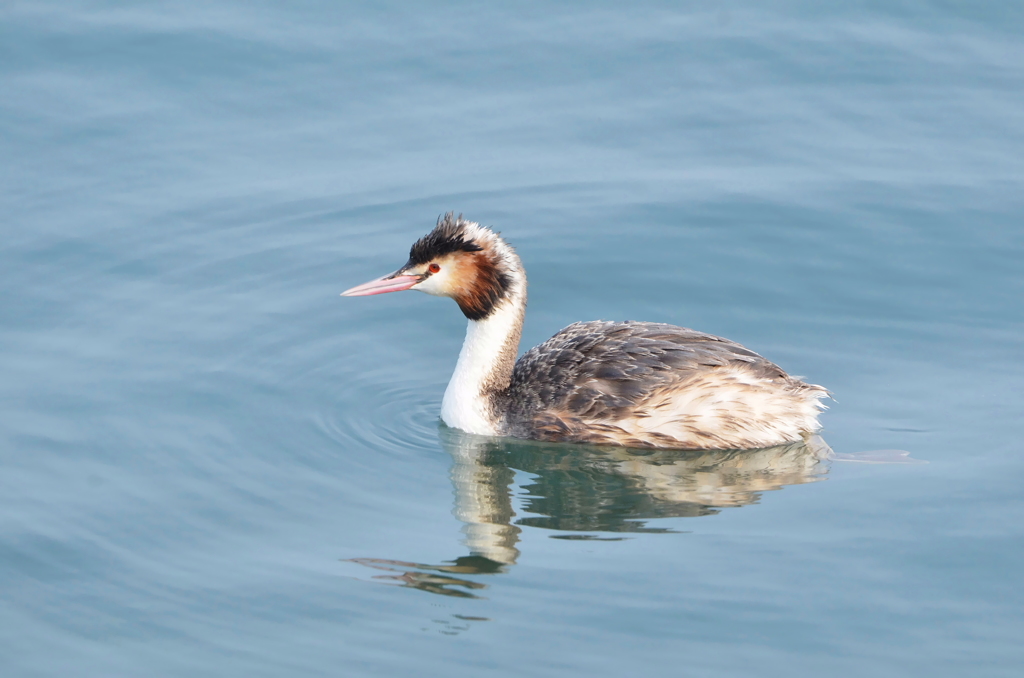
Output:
[342, 214, 828, 449]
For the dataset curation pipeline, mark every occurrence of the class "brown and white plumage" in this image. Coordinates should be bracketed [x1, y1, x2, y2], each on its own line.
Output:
[342, 214, 828, 450]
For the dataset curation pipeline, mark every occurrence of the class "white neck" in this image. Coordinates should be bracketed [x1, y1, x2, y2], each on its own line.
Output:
[441, 290, 525, 435]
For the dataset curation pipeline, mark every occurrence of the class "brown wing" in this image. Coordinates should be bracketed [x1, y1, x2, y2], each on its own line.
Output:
[498, 321, 803, 445]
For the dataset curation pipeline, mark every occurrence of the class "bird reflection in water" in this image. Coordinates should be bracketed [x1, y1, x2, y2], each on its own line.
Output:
[346, 427, 833, 598]
[346, 555, 503, 599]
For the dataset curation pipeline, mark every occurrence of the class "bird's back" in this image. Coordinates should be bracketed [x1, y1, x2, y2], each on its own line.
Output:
[497, 321, 827, 449]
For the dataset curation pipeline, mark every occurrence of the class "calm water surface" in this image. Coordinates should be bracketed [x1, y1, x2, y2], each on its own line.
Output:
[2, 2, 1023, 676]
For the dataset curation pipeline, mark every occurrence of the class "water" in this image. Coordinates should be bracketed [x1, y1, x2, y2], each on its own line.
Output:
[2, 2, 1023, 676]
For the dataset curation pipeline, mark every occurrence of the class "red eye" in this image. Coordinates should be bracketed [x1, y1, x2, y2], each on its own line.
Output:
[429, 263, 441, 273]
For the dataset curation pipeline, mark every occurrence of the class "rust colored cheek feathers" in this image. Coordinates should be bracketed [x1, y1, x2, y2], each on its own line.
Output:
[448, 253, 514, 321]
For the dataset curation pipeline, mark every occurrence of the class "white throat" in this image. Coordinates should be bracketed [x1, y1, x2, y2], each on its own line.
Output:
[441, 292, 525, 435]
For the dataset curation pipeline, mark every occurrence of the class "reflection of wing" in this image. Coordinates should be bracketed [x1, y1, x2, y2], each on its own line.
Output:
[442, 427, 832, 547]
[608, 436, 832, 507]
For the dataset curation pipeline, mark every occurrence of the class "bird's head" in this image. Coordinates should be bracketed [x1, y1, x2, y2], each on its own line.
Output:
[341, 213, 524, 321]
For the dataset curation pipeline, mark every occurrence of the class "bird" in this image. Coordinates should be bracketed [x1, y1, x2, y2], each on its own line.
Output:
[342, 213, 828, 450]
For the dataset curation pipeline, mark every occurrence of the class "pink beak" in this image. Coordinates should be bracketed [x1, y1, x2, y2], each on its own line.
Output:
[341, 273, 422, 297]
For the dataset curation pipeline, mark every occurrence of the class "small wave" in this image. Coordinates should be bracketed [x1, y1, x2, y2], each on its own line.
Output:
[312, 367, 443, 460]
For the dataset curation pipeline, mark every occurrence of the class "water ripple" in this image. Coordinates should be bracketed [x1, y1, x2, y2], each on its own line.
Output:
[313, 368, 443, 460]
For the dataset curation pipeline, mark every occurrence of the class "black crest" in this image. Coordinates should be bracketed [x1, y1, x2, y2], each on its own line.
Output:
[408, 213, 483, 265]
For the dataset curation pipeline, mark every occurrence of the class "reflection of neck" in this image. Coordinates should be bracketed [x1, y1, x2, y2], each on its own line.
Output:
[441, 289, 525, 435]
[448, 436, 520, 564]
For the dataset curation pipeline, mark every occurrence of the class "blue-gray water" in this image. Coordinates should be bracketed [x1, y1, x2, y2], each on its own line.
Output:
[3, 2, 1023, 676]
